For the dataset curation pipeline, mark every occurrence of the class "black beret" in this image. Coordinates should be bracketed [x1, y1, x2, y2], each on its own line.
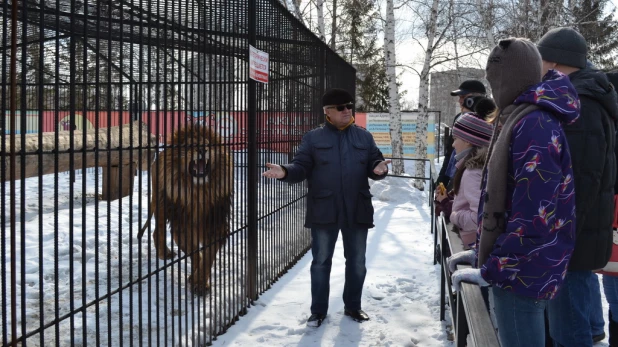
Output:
[322, 88, 353, 107]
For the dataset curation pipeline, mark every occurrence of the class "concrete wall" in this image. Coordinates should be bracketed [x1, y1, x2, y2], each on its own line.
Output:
[429, 68, 488, 127]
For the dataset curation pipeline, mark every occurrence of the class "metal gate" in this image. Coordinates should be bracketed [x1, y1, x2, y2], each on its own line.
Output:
[0, 0, 355, 345]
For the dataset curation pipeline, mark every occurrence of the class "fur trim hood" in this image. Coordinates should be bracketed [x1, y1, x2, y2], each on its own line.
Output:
[464, 147, 489, 170]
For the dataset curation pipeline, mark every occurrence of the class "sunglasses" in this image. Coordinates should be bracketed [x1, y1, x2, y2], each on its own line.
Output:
[327, 103, 354, 112]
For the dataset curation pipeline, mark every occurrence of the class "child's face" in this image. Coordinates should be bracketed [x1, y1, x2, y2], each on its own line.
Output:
[453, 137, 472, 154]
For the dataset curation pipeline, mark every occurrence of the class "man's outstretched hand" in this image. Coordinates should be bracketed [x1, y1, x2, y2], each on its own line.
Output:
[262, 163, 286, 179]
[373, 160, 392, 175]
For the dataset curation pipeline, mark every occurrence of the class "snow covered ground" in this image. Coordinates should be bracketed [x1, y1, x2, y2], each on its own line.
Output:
[207, 158, 614, 347]
[208, 162, 454, 347]
[4, 152, 612, 347]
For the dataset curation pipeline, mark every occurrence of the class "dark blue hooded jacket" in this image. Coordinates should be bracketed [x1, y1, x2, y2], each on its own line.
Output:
[281, 121, 387, 229]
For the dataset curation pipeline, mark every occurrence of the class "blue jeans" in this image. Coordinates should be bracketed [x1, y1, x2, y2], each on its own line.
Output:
[491, 286, 548, 347]
[590, 273, 605, 336]
[603, 275, 618, 323]
[547, 270, 596, 347]
[310, 227, 368, 315]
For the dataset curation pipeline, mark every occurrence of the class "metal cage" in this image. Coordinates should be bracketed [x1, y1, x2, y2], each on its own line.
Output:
[0, 0, 355, 345]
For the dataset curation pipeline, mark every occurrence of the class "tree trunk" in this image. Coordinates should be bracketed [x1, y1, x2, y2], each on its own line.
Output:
[292, 0, 304, 24]
[450, 0, 460, 71]
[317, 0, 325, 40]
[384, 0, 404, 175]
[414, 0, 440, 190]
[331, 0, 338, 51]
[478, 0, 496, 49]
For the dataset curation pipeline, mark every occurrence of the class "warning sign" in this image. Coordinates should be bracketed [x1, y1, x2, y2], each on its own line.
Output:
[249, 45, 269, 83]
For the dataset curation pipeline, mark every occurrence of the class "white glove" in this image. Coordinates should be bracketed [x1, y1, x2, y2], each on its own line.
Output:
[446, 249, 476, 273]
[451, 268, 489, 292]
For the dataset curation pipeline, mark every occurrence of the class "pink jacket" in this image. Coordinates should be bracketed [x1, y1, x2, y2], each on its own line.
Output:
[434, 147, 487, 249]
[451, 147, 487, 249]
[450, 168, 482, 236]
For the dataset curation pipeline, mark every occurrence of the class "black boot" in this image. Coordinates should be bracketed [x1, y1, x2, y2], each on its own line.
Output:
[610, 310, 618, 347]
[307, 313, 327, 328]
[344, 308, 370, 322]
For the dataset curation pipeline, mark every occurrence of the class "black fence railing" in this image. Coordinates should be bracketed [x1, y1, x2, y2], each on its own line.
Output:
[0, 0, 355, 345]
[435, 214, 500, 346]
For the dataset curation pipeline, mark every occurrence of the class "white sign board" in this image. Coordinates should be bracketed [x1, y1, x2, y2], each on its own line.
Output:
[249, 45, 269, 84]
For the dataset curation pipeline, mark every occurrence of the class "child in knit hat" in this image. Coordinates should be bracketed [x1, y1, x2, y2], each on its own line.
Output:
[435, 112, 493, 249]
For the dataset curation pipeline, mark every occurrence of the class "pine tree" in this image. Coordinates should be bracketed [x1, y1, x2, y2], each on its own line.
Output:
[337, 0, 390, 112]
[571, 0, 618, 70]
[356, 59, 389, 112]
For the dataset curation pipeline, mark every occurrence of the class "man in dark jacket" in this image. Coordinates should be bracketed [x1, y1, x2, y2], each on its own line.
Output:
[435, 80, 486, 189]
[538, 27, 618, 347]
[262, 88, 391, 328]
[602, 70, 618, 347]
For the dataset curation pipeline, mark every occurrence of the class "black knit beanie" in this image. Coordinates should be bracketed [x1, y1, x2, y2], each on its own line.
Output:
[322, 88, 353, 107]
[537, 27, 587, 69]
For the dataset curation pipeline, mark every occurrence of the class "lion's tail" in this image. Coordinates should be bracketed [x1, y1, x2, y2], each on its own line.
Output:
[138, 208, 154, 239]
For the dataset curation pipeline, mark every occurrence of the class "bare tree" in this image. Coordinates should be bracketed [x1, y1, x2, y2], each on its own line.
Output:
[331, 0, 338, 50]
[292, 0, 305, 24]
[411, 0, 440, 190]
[384, 0, 405, 175]
[477, 0, 496, 49]
[317, 0, 326, 39]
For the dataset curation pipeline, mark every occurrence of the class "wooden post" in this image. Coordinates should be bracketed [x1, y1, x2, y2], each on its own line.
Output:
[102, 162, 135, 201]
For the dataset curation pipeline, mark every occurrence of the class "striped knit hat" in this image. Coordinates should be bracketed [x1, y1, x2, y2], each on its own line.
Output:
[452, 112, 493, 148]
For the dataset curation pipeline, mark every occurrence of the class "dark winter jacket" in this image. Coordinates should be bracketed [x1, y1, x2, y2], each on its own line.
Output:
[564, 68, 618, 271]
[608, 72, 618, 195]
[478, 70, 579, 299]
[436, 113, 463, 187]
[281, 122, 387, 229]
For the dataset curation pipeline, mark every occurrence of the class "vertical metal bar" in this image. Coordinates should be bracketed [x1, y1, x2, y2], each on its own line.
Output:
[18, 1, 27, 344]
[136, 0, 145, 340]
[206, 0, 215, 337]
[121, 1, 135, 345]
[80, 2, 89, 345]
[153, 1, 162, 344]
[439, 220, 446, 321]
[137, 1, 150, 346]
[456, 291, 469, 347]
[182, 2, 191, 345]
[68, 0, 78, 343]
[106, 4, 113, 346]
[9, 0, 18, 344]
[1, 0, 8, 344]
[116, 6, 125, 347]
[37, 0, 46, 344]
[94, 3, 102, 345]
[53, 1, 61, 345]
[247, 0, 258, 302]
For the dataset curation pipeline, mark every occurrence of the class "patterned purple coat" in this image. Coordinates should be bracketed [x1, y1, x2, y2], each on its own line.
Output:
[478, 70, 580, 299]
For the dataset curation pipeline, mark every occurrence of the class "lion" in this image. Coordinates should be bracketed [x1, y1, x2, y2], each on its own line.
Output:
[138, 124, 233, 295]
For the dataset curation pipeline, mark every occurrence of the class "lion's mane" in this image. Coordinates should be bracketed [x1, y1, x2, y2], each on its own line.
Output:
[140, 124, 233, 295]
